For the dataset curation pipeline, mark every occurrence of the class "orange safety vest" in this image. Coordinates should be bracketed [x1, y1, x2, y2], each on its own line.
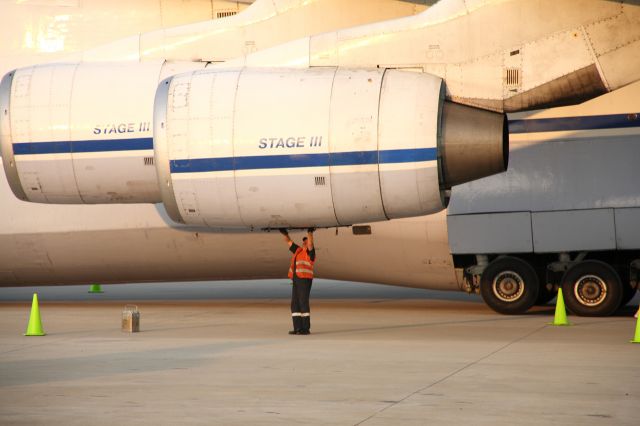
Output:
[288, 247, 315, 279]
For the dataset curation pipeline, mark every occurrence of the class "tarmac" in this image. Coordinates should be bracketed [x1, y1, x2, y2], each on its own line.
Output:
[0, 280, 639, 425]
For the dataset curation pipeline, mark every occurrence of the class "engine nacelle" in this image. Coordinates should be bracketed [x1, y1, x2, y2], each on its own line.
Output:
[0, 61, 204, 204]
[154, 67, 508, 228]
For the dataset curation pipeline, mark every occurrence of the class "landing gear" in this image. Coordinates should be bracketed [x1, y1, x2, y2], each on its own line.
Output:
[620, 284, 638, 308]
[560, 260, 623, 317]
[535, 283, 557, 306]
[618, 266, 637, 308]
[480, 256, 539, 315]
[535, 267, 556, 306]
[462, 253, 637, 317]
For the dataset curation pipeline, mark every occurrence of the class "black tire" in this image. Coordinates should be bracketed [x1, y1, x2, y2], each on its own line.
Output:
[560, 260, 623, 317]
[480, 256, 539, 315]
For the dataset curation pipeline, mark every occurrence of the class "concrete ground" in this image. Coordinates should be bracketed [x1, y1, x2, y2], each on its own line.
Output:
[0, 280, 638, 425]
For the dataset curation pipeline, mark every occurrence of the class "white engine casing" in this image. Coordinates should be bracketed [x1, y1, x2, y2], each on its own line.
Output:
[155, 67, 486, 229]
[0, 61, 204, 204]
[1, 65, 507, 230]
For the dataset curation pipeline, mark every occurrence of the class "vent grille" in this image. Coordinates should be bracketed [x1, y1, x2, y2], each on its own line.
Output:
[217, 11, 237, 18]
[314, 176, 326, 186]
[352, 225, 372, 235]
[144, 157, 154, 166]
[505, 68, 521, 88]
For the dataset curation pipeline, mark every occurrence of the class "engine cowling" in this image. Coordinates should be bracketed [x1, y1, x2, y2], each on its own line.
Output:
[0, 61, 204, 204]
[1, 65, 507, 229]
[154, 67, 508, 229]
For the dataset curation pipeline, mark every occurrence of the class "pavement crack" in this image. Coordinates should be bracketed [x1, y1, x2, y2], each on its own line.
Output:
[353, 323, 548, 426]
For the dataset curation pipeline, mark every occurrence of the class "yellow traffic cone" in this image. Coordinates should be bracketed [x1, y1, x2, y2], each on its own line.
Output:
[631, 311, 640, 344]
[24, 293, 45, 336]
[88, 284, 103, 294]
[549, 288, 571, 326]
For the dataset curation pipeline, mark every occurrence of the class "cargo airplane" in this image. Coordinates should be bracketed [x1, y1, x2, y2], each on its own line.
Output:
[1, 0, 639, 317]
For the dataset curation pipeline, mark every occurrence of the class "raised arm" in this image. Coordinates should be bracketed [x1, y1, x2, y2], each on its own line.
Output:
[279, 228, 293, 247]
[307, 228, 315, 250]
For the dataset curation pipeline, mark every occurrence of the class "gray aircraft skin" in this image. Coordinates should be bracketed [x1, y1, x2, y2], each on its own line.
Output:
[0, 0, 638, 317]
[1, 80, 638, 289]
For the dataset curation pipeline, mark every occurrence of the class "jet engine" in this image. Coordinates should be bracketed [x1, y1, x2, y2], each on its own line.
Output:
[1, 65, 507, 228]
[0, 61, 204, 204]
[153, 67, 507, 228]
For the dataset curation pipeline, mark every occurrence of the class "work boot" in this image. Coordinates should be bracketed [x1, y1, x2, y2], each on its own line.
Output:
[298, 329, 310, 335]
[301, 315, 311, 333]
[291, 315, 302, 334]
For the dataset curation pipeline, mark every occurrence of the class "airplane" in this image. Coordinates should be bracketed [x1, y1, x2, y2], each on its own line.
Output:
[0, 0, 638, 318]
[0, 0, 431, 204]
[0, 0, 253, 73]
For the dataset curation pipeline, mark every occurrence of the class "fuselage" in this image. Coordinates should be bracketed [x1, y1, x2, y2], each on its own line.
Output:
[2, 79, 638, 288]
[0, 0, 638, 292]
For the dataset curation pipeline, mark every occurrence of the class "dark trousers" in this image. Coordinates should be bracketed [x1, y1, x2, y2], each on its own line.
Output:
[291, 278, 312, 331]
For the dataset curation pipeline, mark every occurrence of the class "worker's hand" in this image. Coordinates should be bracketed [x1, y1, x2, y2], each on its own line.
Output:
[307, 227, 316, 233]
[279, 228, 289, 236]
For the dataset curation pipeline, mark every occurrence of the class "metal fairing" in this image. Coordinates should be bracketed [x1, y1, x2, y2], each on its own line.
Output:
[448, 105, 640, 253]
[229, 0, 640, 113]
[0, 70, 26, 201]
[3, 61, 206, 204]
[157, 68, 447, 228]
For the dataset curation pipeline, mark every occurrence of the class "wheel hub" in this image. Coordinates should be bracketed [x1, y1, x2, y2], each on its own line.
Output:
[492, 271, 525, 302]
[574, 275, 607, 307]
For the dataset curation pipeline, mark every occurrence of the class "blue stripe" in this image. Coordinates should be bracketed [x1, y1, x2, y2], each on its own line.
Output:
[330, 151, 378, 166]
[379, 148, 436, 163]
[169, 148, 438, 174]
[509, 112, 640, 134]
[13, 141, 71, 155]
[170, 157, 235, 174]
[11, 113, 640, 157]
[237, 153, 329, 170]
[12, 138, 153, 155]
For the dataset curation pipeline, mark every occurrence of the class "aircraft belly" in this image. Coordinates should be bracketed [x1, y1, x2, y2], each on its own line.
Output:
[0, 217, 458, 291]
[0, 228, 282, 286]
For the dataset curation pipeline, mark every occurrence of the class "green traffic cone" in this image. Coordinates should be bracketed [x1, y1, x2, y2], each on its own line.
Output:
[24, 293, 45, 336]
[630, 313, 640, 344]
[549, 288, 571, 326]
[88, 284, 103, 294]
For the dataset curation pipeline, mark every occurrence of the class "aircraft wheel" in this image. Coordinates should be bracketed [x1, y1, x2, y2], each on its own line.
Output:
[560, 260, 623, 317]
[480, 256, 539, 315]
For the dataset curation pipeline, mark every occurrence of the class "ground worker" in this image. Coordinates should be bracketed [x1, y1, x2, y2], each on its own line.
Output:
[280, 228, 316, 335]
